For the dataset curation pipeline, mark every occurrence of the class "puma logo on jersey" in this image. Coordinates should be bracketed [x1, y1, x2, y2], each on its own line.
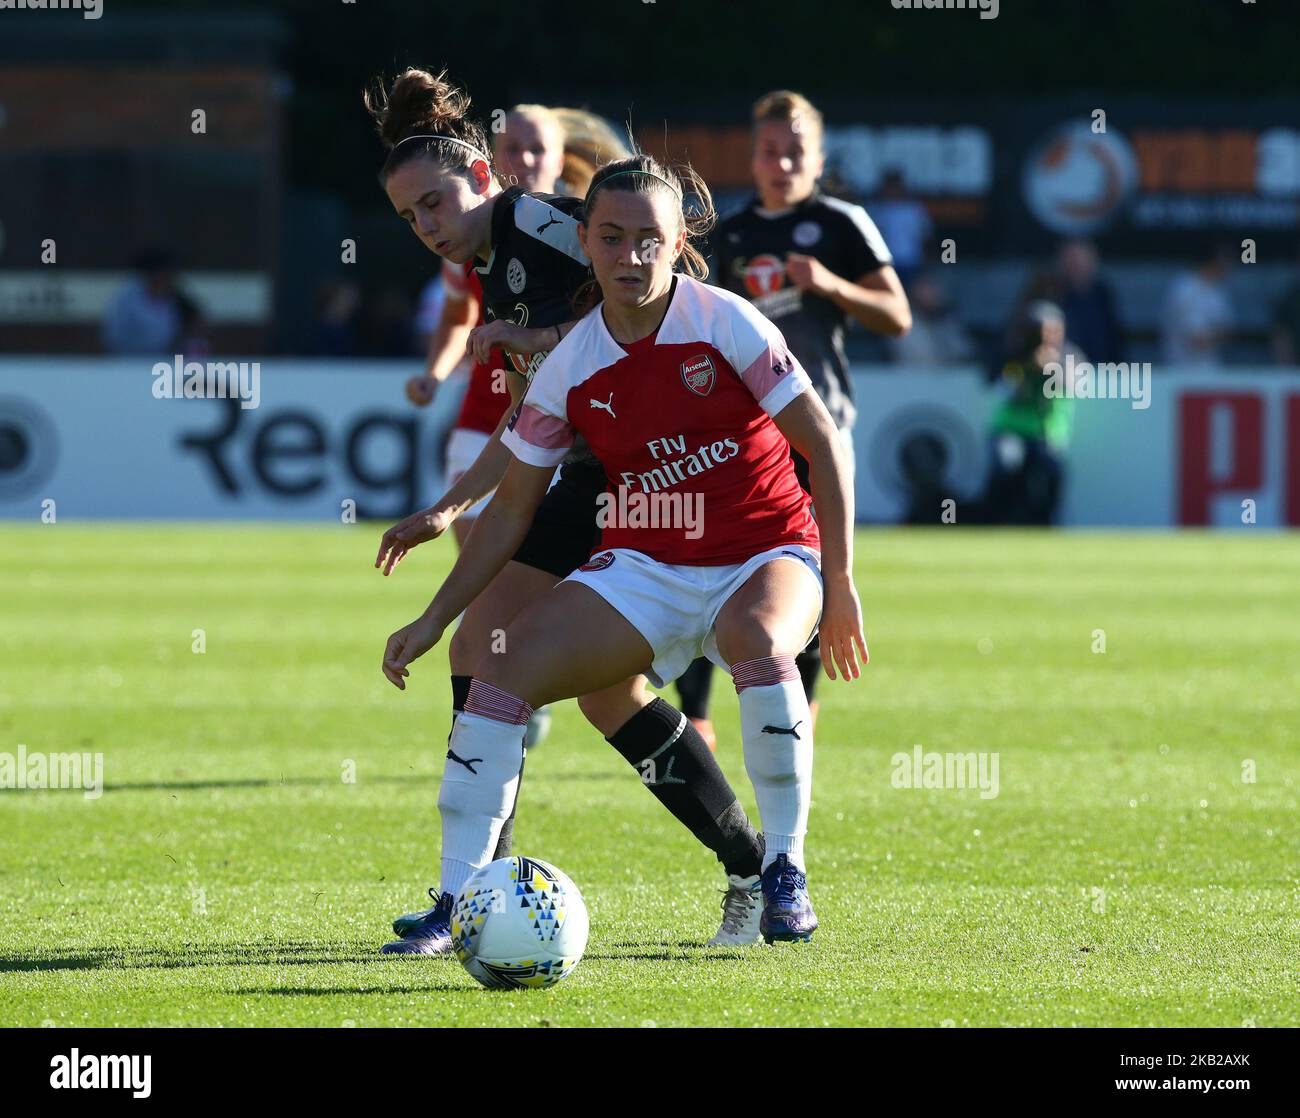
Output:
[446, 748, 484, 774]
[536, 214, 562, 235]
[589, 392, 616, 418]
[762, 721, 803, 739]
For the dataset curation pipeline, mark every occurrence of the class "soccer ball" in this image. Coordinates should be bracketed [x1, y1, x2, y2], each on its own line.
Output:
[451, 856, 589, 990]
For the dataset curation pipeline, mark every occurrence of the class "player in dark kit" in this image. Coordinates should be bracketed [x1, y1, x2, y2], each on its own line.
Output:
[676, 90, 910, 735]
[365, 69, 769, 953]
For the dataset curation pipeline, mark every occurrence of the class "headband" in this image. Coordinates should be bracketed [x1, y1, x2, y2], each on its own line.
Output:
[585, 168, 683, 208]
[392, 133, 491, 165]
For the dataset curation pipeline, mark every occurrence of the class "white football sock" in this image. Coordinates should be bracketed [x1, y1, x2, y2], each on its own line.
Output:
[437, 709, 526, 898]
[735, 660, 813, 873]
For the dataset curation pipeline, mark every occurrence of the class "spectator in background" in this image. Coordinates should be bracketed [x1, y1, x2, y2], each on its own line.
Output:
[870, 169, 931, 289]
[1055, 239, 1121, 366]
[310, 278, 362, 356]
[1270, 245, 1300, 366]
[1160, 241, 1235, 366]
[887, 271, 974, 365]
[102, 250, 193, 355]
[982, 301, 1073, 526]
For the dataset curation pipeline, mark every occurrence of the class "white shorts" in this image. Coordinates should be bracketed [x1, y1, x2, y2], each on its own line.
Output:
[445, 428, 494, 519]
[564, 543, 823, 688]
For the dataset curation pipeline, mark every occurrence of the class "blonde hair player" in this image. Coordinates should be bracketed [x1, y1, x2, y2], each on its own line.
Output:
[673, 90, 909, 744]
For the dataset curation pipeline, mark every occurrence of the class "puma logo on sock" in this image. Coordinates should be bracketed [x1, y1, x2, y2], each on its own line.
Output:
[447, 749, 483, 774]
[762, 721, 803, 739]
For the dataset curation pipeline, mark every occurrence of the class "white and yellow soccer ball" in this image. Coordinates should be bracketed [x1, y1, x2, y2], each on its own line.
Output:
[452, 856, 589, 990]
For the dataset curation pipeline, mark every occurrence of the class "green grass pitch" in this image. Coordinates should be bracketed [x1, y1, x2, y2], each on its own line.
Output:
[1, 525, 1296, 1027]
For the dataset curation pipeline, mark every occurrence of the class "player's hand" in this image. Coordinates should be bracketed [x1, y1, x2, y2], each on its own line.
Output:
[786, 253, 838, 298]
[374, 506, 455, 575]
[819, 575, 869, 681]
[405, 375, 437, 407]
[467, 320, 538, 363]
[383, 613, 445, 689]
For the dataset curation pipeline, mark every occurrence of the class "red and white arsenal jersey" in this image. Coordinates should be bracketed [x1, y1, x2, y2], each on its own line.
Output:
[502, 274, 820, 565]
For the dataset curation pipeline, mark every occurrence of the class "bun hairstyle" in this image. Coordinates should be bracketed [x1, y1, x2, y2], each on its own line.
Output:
[551, 108, 633, 197]
[574, 152, 716, 316]
[752, 89, 824, 150]
[364, 68, 494, 185]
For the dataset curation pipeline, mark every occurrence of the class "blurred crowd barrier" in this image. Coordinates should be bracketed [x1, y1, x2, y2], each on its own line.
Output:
[1, 359, 1297, 527]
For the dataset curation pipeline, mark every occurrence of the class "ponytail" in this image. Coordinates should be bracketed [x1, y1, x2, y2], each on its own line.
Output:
[364, 68, 494, 184]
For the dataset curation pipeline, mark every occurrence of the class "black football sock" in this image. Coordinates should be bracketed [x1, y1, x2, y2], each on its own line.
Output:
[607, 697, 763, 879]
[674, 657, 716, 721]
[450, 674, 472, 717]
[797, 644, 821, 705]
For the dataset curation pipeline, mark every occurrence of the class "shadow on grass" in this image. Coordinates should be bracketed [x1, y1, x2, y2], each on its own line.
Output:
[4, 939, 752, 976]
[101, 775, 429, 793]
[0, 941, 400, 973]
[586, 950, 749, 962]
[98, 771, 619, 793]
[588, 939, 755, 962]
[229, 982, 471, 997]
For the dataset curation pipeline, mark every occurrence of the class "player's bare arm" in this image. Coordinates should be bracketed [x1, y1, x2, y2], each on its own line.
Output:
[786, 255, 912, 338]
[772, 389, 868, 681]
[466, 318, 576, 364]
[382, 457, 554, 688]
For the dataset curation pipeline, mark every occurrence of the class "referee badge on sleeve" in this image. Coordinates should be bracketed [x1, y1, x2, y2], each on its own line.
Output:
[680, 354, 716, 397]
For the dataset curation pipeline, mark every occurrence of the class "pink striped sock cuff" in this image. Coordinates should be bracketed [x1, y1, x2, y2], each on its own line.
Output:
[464, 680, 534, 725]
[732, 655, 800, 693]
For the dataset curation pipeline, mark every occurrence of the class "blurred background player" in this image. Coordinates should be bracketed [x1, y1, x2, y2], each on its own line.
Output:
[678, 90, 909, 740]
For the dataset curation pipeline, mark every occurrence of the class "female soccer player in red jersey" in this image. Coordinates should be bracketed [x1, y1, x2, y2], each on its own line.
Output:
[366, 70, 768, 953]
[381, 153, 868, 943]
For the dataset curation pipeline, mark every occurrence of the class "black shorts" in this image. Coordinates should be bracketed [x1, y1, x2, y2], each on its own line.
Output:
[511, 458, 607, 578]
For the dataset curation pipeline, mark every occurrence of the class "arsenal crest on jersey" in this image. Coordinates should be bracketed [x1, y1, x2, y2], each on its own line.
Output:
[680, 354, 716, 397]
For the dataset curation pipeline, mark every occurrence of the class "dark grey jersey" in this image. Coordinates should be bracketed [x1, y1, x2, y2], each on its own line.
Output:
[711, 192, 892, 429]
